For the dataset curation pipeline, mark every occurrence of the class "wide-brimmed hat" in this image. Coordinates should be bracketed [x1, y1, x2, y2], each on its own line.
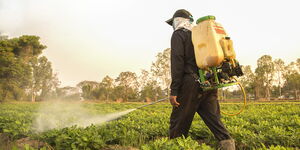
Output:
[166, 9, 193, 26]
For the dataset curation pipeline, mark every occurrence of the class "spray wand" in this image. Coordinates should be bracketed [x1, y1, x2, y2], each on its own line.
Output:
[136, 97, 169, 109]
[106, 97, 168, 122]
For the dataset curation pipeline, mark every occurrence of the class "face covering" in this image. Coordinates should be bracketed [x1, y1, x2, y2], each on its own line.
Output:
[172, 17, 195, 31]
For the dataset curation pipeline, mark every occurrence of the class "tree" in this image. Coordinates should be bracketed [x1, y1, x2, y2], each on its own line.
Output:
[283, 72, 300, 100]
[140, 80, 164, 102]
[239, 65, 255, 99]
[138, 69, 151, 90]
[151, 48, 171, 97]
[77, 81, 99, 100]
[138, 69, 166, 101]
[296, 58, 300, 71]
[99, 75, 114, 101]
[13, 35, 46, 62]
[30, 56, 59, 101]
[0, 35, 58, 102]
[282, 60, 300, 99]
[255, 55, 274, 100]
[91, 86, 105, 100]
[56, 86, 81, 100]
[115, 71, 138, 101]
[0, 39, 29, 101]
[111, 85, 126, 101]
[273, 59, 285, 97]
[0, 53, 31, 101]
[0, 36, 47, 101]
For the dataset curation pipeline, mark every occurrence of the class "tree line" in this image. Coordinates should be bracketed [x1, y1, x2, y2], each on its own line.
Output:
[0, 35, 299, 102]
[0, 35, 59, 102]
[74, 48, 171, 102]
[75, 53, 300, 101]
[240, 55, 300, 100]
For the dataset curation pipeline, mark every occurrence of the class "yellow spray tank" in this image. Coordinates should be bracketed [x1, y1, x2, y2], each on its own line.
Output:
[192, 15, 236, 69]
[191, 16, 246, 116]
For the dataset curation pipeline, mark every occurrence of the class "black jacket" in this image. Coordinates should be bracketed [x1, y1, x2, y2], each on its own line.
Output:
[170, 28, 198, 96]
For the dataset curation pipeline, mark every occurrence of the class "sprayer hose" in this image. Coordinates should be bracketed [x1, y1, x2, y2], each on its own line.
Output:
[220, 77, 247, 116]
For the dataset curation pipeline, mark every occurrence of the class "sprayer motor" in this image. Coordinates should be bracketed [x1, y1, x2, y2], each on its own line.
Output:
[220, 60, 243, 78]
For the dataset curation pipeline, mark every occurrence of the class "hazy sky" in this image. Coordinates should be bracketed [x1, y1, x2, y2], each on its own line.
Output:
[1, 0, 299, 87]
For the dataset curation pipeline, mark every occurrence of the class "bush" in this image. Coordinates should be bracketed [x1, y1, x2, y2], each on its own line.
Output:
[141, 137, 213, 150]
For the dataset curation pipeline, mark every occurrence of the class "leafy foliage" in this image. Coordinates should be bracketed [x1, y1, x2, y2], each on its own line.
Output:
[0, 102, 299, 149]
[141, 137, 213, 150]
[0, 35, 58, 102]
[255, 55, 274, 99]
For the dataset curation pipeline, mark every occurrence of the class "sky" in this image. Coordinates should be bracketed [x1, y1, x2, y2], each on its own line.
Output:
[0, 0, 299, 87]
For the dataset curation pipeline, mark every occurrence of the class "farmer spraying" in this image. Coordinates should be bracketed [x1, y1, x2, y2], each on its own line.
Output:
[166, 9, 235, 149]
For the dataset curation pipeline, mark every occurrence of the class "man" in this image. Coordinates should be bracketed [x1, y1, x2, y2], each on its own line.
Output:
[166, 9, 235, 150]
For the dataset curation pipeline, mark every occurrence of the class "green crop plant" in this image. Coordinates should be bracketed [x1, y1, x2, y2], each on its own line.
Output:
[0, 102, 299, 149]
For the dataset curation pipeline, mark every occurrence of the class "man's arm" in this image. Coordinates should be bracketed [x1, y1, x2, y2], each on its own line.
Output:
[170, 30, 185, 96]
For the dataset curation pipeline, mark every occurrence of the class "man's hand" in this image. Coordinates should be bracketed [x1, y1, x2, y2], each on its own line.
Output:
[169, 95, 180, 107]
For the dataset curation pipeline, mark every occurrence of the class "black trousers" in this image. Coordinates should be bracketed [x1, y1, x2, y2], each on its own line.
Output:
[169, 75, 231, 141]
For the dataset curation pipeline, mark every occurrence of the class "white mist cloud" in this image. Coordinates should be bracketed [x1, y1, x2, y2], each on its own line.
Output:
[32, 101, 135, 132]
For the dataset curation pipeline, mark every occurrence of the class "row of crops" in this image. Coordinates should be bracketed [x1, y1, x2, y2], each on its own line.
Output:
[0, 102, 299, 149]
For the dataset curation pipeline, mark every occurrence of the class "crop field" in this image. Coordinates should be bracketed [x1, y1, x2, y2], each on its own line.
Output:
[0, 102, 299, 150]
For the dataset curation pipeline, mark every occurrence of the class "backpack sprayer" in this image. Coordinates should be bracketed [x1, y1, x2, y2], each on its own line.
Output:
[133, 16, 246, 116]
[191, 16, 246, 116]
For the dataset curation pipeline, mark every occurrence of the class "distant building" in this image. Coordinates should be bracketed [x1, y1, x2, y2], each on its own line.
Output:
[0, 33, 8, 41]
